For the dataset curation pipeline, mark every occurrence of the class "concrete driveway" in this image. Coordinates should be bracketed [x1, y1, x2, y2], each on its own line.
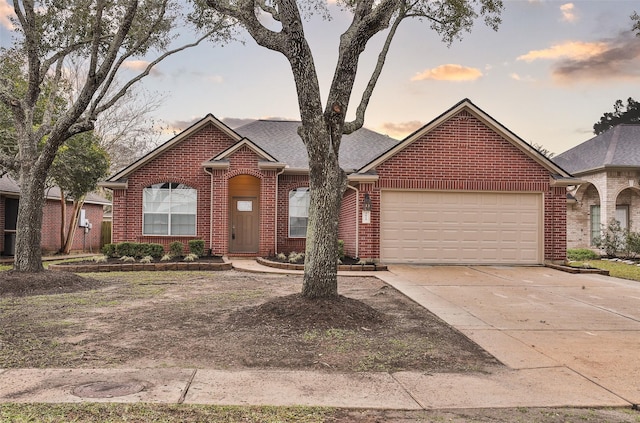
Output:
[379, 265, 640, 407]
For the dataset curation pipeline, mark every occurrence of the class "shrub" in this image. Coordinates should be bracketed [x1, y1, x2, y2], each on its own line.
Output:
[592, 219, 640, 259]
[115, 242, 137, 258]
[276, 252, 287, 261]
[169, 241, 184, 258]
[183, 253, 199, 262]
[160, 254, 173, 261]
[624, 231, 640, 258]
[188, 239, 205, 257]
[139, 243, 164, 259]
[567, 249, 599, 261]
[337, 239, 345, 261]
[139, 256, 154, 264]
[101, 243, 116, 258]
[288, 251, 304, 263]
[119, 256, 136, 263]
[92, 255, 108, 263]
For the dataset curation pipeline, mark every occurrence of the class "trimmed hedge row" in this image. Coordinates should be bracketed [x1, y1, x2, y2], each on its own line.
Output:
[102, 240, 206, 258]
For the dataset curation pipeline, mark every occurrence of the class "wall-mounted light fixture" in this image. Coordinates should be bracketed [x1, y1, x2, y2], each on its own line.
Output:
[362, 193, 372, 211]
[362, 193, 371, 223]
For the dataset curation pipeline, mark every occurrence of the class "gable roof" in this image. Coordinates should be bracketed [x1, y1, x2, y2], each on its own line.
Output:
[104, 114, 241, 184]
[209, 138, 279, 163]
[553, 124, 640, 175]
[102, 115, 398, 186]
[356, 98, 573, 180]
[234, 120, 398, 172]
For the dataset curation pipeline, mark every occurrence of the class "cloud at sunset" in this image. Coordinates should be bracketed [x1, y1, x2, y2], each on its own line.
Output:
[560, 3, 577, 23]
[411, 64, 483, 82]
[0, 0, 15, 30]
[122, 60, 163, 77]
[517, 40, 608, 62]
[517, 32, 640, 83]
[510, 73, 536, 83]
[377, 121, 424, 139]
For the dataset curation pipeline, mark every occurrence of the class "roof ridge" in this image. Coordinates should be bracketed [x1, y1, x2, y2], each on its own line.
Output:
[603, 125, 621, 165]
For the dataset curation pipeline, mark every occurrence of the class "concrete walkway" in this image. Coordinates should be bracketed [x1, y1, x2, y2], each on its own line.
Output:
[0, 260, 638, 410]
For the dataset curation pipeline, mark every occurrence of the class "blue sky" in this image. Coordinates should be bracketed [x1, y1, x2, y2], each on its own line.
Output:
[1, 0, 639, 156]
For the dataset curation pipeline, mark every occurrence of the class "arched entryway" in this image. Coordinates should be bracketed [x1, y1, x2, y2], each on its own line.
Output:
[615, 187, 640, 234]
[228, 175, 260, 253]
[567, 183, 601, 248]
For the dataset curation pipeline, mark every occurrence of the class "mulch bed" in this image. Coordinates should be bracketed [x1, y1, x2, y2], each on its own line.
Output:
[0, 270, 105, 297]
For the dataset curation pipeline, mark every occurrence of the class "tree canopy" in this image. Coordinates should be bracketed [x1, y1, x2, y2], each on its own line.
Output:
[593, 97, 640, 135]
[2, 0, 232, 272]
[197, 0, 503, 297]
[49, 132, 109, 202]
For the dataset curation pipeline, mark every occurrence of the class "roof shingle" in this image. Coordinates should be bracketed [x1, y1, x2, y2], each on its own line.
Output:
[234, 120, 399, 171]
[554, 124, 640, 174]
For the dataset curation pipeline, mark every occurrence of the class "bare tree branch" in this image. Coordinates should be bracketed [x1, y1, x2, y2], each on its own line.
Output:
[93, 24, 231, 118]
[0, 151, 18, 173]
[257, 0, 280, 21]
[36, 57, 64, 142]
[344, 3, 406, 134]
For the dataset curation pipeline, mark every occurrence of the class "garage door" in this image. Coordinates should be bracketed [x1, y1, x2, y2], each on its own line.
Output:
[380, 191, 542, 264]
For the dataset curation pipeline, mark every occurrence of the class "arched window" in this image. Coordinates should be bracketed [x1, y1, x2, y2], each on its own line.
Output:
[143, 183, 197, 235]
[289, 187, 310, 238]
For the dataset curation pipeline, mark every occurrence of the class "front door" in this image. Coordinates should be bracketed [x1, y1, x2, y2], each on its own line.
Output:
[230, 196, 259, 253]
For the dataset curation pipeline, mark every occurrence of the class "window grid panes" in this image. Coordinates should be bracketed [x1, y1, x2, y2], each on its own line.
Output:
[289, 188, 310, 238]
[143, 183, 196, 236]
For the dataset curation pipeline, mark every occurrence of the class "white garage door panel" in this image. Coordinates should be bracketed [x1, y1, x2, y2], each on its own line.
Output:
[381, 191, 542, 264]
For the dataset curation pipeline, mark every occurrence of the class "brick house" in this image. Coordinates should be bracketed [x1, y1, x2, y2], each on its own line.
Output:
[101, 99, 574, 264]
[0, 174, 110, 255]
[554, 124, 640, 249]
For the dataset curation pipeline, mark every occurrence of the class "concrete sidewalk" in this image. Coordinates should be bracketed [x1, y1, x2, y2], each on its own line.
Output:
[0, 260, 637, 409]
[0, 366, 628, 408]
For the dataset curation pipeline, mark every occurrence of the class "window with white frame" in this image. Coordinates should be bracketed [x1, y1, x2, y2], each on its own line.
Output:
[143, 183, 197, 236]
[590, 204, 630, 246]
[289, 187, 310, 238]
[590, 205, 600, 245]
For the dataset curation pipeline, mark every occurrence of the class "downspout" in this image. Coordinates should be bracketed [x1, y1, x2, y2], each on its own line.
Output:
[345, 184, 359, 259]
[204, 167, 214, 253]
[274, 167, 286, 254]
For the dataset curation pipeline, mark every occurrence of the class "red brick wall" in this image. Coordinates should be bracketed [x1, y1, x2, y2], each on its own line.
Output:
[368, 110, 566, 262]
[276, 174, 308, 255]
[338, 188, 357, 258]
[357, 184, 378, 260]
[111, 128, 278, 257]
[112, 124, 235, 251]
[41, 200, 104, 253]
[545, 186, 567, 261]
[110, 111, 567, 263]
[274, 176, 359, 258]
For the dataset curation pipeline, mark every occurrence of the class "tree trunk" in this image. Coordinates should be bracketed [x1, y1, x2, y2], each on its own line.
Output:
[301, 126, 348, 298]
[13, 167, 46, 272]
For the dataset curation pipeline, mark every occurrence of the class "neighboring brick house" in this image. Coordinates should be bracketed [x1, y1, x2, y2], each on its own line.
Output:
[554, 124, 640, 249]
[101, 99, 574, 264]
[0, 175, 110, 255]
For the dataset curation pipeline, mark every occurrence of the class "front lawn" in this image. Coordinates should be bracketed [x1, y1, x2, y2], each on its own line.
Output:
[571, 260, 640, 282]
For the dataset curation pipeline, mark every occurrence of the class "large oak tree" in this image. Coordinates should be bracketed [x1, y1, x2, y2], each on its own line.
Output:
[593, 97, 640, 135]
[0, 0, 231, 272]
[197, 0, 503, 298]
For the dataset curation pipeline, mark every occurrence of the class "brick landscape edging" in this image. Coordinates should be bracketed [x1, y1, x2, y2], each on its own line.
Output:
[49, 261, 232, 273]
[256, 257, 387, 271]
